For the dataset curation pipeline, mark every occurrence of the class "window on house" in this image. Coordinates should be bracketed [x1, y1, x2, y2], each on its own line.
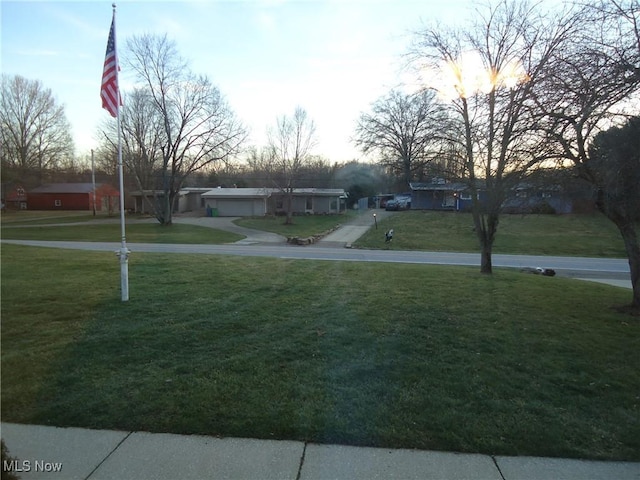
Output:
[54, 199, 62, 207]
[459, 193, 471, 200]
[276, 197, 284, 209]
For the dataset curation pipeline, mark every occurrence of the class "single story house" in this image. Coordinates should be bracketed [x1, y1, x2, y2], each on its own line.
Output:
[409, 181, 474, 211]
[411, 179, 585, 214]
[28, 183, 119, 211]
[130, 188, 211, 214]
[502, 183, 573, 214]
[201, 188, 346, 217]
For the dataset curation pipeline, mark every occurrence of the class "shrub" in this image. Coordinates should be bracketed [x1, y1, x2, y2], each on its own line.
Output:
[1, 440, 20, 480]
[531, 201, 557, 214]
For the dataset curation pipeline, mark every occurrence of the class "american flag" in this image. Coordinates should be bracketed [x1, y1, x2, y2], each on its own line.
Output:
[101, 14, 120, 117]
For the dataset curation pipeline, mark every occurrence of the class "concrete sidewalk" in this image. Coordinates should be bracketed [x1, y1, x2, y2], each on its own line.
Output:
[2, 423, 639, 480]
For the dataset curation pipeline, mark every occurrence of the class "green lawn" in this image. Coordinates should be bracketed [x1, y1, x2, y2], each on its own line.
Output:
[1, 210, 117, 226]
[355, 211, 628, 257]
[1, 223, 243, 244]
[1, 244, 638, 461]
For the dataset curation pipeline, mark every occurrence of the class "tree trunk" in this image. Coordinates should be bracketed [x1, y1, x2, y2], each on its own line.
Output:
[164, 193, 173, 225]
[480, 242, 493, 274]
[285, 190, 294, 225]
[403, 156, 412, 187]
[616, 221, 640, 310]
[597, 191, 640, 311]
[157, 190, 172, 225]
[473, 212, 499, 275]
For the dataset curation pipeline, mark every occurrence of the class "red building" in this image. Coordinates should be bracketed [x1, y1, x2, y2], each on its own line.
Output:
[3, 185, 28, 210]
[28, 183, 120, 211]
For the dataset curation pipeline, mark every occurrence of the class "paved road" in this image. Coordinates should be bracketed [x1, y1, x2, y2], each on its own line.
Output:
[2, 210, 631, 285]
[1, 239, 630, 278]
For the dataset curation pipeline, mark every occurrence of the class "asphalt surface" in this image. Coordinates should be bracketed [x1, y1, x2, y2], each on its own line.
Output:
[1, 210, 632, 286]
[0, 239, 630, 280]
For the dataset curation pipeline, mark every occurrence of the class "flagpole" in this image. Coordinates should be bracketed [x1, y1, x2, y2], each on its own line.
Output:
[91, 149, 96, 216]
[113, 3, 129, 301]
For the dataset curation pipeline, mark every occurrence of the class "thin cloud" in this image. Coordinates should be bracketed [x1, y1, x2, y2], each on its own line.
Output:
[147, 13, 190, 39]
[44, 4, 102, 39]
[15, 49, 60, 57]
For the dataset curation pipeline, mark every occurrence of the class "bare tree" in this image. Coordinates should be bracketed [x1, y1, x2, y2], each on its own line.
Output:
[413, 1, 573, 273]
[354, 89, 446, 186]
[534, 0, 640, 309]
[98, 87, 164, 214]
[126, 34, 247, 225]
[0, 74, 74, 182]
[261, 107, 317, 225]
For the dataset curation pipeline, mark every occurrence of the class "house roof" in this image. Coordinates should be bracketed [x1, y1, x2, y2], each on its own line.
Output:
[201, 188, 272, 199]
[289, 188, 346, 197]
[201, 188, 346, 199]
[30, 183, 111, 194]
[131, 188, 226, 197]
[409, 182, 468, 192]
[130, 190, 189, 197]
[181, 187, 215, 193]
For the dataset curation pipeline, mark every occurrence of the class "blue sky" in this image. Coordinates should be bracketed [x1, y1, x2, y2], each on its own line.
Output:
[1, 0, 518, 163]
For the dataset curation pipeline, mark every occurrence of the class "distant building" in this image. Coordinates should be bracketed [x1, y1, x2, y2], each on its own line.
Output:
[3, 185, 28, 210]
[130, 188, 211, 215]
[409, 181, 476, 211]
[201, 188, 346, 216]
[28, 183, 119, 211]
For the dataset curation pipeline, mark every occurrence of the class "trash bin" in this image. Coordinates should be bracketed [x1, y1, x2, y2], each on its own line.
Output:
[212, 208, 218, 217]
[206, 207, 212, 217]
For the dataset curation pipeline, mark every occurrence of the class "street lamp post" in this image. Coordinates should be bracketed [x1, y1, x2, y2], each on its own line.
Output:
[373, 213, 377, 229]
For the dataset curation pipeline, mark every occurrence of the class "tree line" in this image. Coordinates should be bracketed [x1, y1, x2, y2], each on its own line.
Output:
[1, 0, 639, 308]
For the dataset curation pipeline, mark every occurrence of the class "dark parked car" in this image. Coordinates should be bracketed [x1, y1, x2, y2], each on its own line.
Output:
[385, 200, 399, 211]
[385, 199, 409, 211]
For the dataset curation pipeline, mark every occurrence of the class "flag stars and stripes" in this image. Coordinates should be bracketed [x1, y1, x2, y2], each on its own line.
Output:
[101, 15, 120, 117]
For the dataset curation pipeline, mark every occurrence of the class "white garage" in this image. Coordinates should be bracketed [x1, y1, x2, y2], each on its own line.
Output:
[201, 188, 270, 217]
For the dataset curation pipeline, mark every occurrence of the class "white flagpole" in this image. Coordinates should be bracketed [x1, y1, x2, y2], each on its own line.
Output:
[113, 3, 129, 302]
[91, 149, 96, 216]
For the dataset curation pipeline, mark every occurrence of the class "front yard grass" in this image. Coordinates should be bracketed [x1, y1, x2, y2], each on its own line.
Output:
[0, 223, 243, 244]
[0, 210, 101, 225]
[235, 212, 356, 238]
[1, 244, 638, 461]
[355, 211, 628, 257]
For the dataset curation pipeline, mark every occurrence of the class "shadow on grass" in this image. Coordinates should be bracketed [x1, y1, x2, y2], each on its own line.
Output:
[2, 246, 638, 461]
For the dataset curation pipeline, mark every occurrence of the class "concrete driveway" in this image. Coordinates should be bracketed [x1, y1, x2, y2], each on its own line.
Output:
[174, 210, 395, 246]
[171, 216, 287, 245]
[316, 210, 396, 246]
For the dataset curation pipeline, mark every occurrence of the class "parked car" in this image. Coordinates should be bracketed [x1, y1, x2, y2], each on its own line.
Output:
[385, 200, 399, 211]
[385, 199, 410, 211]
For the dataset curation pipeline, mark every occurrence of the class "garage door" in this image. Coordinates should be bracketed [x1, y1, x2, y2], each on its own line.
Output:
[216, 199, 264, 216]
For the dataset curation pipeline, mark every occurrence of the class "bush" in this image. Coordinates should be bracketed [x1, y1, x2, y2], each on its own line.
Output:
[531, 201, 557, 215]
[1, 440, 20, 480]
